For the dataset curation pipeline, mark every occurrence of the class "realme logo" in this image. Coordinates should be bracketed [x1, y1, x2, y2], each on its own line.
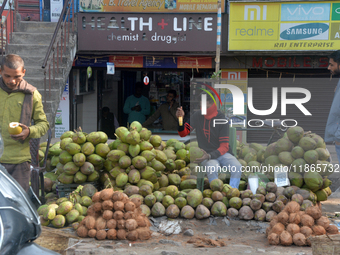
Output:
[244, 5, 267, 21]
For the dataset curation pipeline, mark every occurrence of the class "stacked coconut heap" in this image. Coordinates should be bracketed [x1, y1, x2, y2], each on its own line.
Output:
[266, 202, 339, 246]
[236, 126, 332, 203]
[76, 188, 152, 241]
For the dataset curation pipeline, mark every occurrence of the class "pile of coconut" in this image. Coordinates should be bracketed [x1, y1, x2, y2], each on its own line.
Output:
[76, 188, 152, 241]
[266, 201, 339, 246]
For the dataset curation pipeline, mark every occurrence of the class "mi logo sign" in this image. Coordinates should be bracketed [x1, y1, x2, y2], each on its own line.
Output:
[244, 5, 267, 21]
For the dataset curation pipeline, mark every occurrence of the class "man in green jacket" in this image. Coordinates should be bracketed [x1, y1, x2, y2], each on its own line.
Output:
[143, 90, 179, 130]
[0, 54, 50, 191]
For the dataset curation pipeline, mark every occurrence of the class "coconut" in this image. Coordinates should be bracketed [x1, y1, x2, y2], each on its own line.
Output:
[265, 193, 276, 202]
[93, 202, 102, 212]
[125, 219, 138, 231]
[100, 188, 114, 201]
[326, 225, 339, 234]
[107, 229, 117, 240]
[124, 211, 136, 220]
[291, 194, 304, 205]
[288, 213, 300, 225]
[107, 219, 117, 229]
[266, 182, 277, 193]
[316, 216, 330, 229]
[268, 233, 280, 245]
[96, 229, 107, 240]
[276, 195, 289, 205]
[92, 192, 101, 203]
[113, 201, 125, 211]
[270, 216, 279, 228]
[125, 201, 136, 212]
[250, 199, 262, 211]
[293, 233, 306, 246]
[270, 223, 285, 236]
[102, 200, 114, 211]
[136, 227, 152, 240]
[305, 206, 322, 220]
[272, 201, 284, 213]
[280, 231, 293, 246]
[300, 214, 314, 227]
[117, 229, 127, 240]
[130, 197, 142, 208]
[85, 216, 96, 230]
[76, 225, 88, 238]
[103, 210, 113, 220]
[277, 211, 289, 225]
[95, 217, 107, 231]
[312, 225, 326, 235]
[300, 226, 313, 238]
[266, 211, 277, 222]
[113, 211, 124, 220]
[254, 209, 266, 221]
[238, 206, 254, 220]
[227, 208, 239, 218]
[284, 201, 300, 214]
[88, 229, 97, 238]
[112, 192, 125, 202]
[127, 230, 139, 241]
[297, 211, 305, 218]
[136, 215, 148, 227]
[242, 198, 251, 206]
[286, 223, 300, 236]
[275, 187, 285, 197]
[117, 219, 126, 229]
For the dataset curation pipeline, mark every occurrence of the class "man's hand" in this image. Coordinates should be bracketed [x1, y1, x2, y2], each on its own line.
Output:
[176, 106, 185, 118]
[11, 123, 30, 141]
[194, 149, 210, 163]
[135, 105, 141, 112]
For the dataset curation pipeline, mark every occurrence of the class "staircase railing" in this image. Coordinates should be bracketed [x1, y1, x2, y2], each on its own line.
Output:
[0, 0, 17, 56]
[41, 0, 76, 107]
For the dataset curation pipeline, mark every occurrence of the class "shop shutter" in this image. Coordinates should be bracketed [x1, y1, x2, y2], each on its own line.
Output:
[246, 76, 338, 144]
[18, 0, 40, 21]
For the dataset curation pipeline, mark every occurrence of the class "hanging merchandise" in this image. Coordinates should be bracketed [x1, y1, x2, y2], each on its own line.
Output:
[107, 62, 115, 75]
[87, 66, 92, 78]
[143, 76, 149, 85]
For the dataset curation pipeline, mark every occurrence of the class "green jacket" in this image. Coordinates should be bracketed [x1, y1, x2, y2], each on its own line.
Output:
[143, 102, 179, 130]
[0, 88, 50, 164]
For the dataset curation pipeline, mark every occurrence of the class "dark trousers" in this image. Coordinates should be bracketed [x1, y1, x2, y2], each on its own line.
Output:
[2, 162, 30, 192]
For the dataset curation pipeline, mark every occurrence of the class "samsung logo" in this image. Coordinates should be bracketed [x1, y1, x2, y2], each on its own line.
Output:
[280, 23, 328, 40]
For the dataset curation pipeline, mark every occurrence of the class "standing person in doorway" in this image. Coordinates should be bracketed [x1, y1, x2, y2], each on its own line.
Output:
[123, 82, 150, 125]
[325, 50, 340, 162]
[143, 90, 179, 130]
[0, 54, 50, 191]
[99, 107, 119, 139]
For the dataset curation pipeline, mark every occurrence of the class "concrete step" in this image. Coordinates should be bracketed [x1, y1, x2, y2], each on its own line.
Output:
[25, 77, 65, 92]
[17, 21, 57, 33]
[11, 32, 54, 45]
[6, 44, 71, 57]
[20, 56, 70, 67]
[25, 66, 67, 78]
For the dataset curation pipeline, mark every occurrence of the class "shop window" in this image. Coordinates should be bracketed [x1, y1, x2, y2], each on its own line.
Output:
[75, 69, 96, 95]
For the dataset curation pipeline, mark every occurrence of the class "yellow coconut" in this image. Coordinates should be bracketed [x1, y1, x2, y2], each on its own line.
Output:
[8, 122, 22, 135]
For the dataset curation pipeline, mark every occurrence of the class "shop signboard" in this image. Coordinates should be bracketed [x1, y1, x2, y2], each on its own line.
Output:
[79, 0, 225, 13]
[55, 81, 70, 138]
[229, 1, 340, 51]
[78, 13, 217, 52]
[51, 0, 63, 22]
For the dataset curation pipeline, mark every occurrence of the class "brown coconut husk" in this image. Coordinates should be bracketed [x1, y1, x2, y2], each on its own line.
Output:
[124, 211, 137, 220]
[297, 211, 305, 218]
[136, 215, 150, 227]
[300, 214, 314, 227]
[96, 229, 107, 240]
[288, 213, 300, 225]
[92, 192, 102, 203]
[117, 219, 126, 229]
[270, 216, 279, 228]
[125, 201, 136, 212]
[117, 229, 127, 240]
[268, 233, 280, 245]
[102, 200, 114, 211]
[136, 227, 152, 240]
[107, 219, 117, 229]
[130, 197, 142, 208]
[88, 229, 97, 238]
[95, 217, 107, 231]
[112, 191, 124, 201]
[121, 193, 129, 203]
[113, 201, 125, 211]
[284, 201, 300, 214]
[85, 216, 96, 230]
[134, 207, 143, 215]
[107, 229, 117, 240]
[86, 206, 97, 217]
[286, 223, 300, 236]
[326, 225, 339, 234]
[270, 223, 285, 236]
[293, 233, 306, 246]
[316, 216, 330, 230]
[305, 206, 322, 220]
[125, 219, 138, 231]
[103, 210, 114, 220]
[76, 225, 88, 238]
[113, 211, 124, 220]
[100, 188, 114, 201]
[279, 231, 293, 246]
[300, 226, 313, 238]
[312, 225, 326, 236]
[126, 230, 139, 241]
[277, 211, 289, 225]
[93, 202, 102, 212]
[79, 218, 86, 226]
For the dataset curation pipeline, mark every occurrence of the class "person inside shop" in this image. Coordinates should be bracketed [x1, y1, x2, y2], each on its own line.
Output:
[99, 107, 119, 139]
[143, 90, 179, 130]
[0, 54, 50, 192]
[123, 82, 150, 125]
[325, 50, 340, 162]
[175, 92, 242, 189]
